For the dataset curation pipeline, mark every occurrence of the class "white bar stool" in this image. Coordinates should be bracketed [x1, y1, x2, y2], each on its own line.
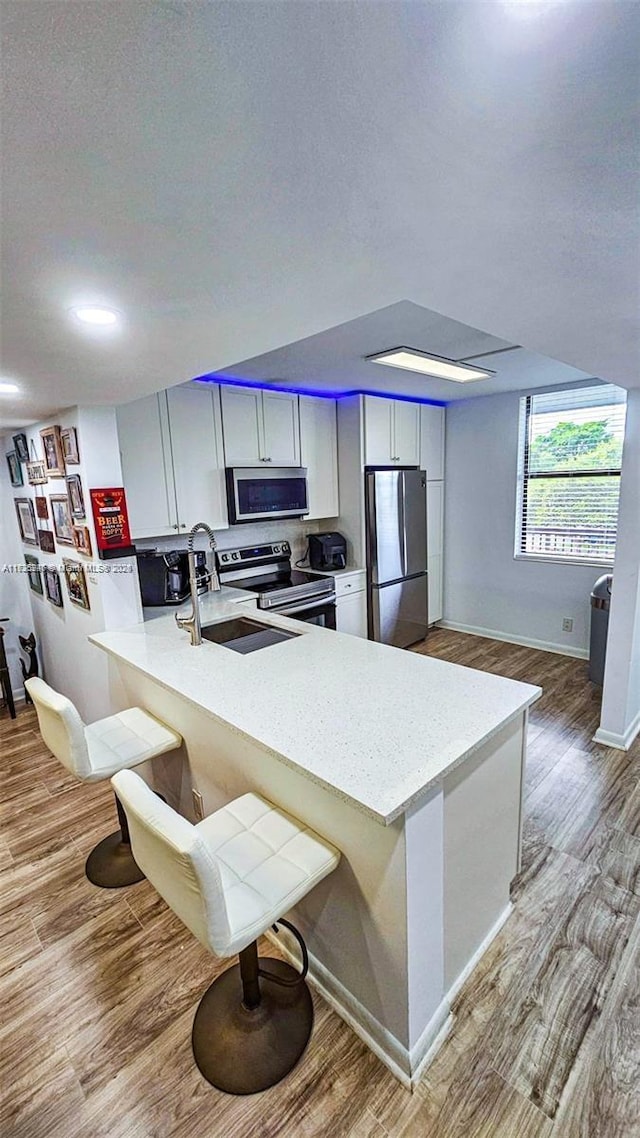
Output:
[25, 677, 182, 889]
[112, 768, 340, 1095]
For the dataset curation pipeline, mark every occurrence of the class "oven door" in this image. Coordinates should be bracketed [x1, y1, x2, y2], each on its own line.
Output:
[273, 593, 337, 629]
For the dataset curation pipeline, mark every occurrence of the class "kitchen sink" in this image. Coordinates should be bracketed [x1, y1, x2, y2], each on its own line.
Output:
[201, 616, 300, 654]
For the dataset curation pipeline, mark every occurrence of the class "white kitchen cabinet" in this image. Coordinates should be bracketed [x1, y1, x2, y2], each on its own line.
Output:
[420, 404, 445, 481]
[299, 395, 339, 520]
[166, 384, 228, 532]
[117, 384, 228, 540]
[363, 396, 420, 466]
[221, 386, 300, 466]
[428, 556, 443, 625]
[335, 570, 368, 638]
[427, 480, 444, 624]
[421, 408, 446, 622]
[117, 393, 176, 539]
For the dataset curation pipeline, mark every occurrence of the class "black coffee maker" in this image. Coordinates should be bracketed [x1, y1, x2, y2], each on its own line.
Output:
[308, 532, 347, 571]
[136, 550, 208, 606]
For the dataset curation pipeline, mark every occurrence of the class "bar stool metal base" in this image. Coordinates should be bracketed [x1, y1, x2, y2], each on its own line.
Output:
[85, 830, 145, 888]
[192, 957, 313, 1095]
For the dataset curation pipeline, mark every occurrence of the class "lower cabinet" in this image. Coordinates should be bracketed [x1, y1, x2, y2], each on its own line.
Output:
[335, 571, 368, 638]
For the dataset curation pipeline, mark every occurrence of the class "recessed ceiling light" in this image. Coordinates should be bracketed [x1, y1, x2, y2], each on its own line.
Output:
[0, 380, 20, 394]
[70, 305, 120, 326]
[366, 347, 494, 383]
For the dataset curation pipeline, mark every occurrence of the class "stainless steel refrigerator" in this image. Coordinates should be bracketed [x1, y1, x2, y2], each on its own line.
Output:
[365, 468, 428, 647]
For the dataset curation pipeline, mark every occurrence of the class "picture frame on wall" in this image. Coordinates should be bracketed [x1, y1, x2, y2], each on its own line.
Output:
[24, 554, 43, 596]
[60, 427, 80, 465]
[50, 495, 74, 545]
[63, 558, 90, 611]
[35, 496, 49, 520]
[44, 565, 64, 608]
[26, 459, 48, 485]
[12, 433, 29, 463]
[6, 451, 23, 487]
[38, 529, 56, 554]
[39, 426, 66, 478]
[66, 474, 85, 519]
[72, 525, 92, 557]
[14, 498, 38, 545]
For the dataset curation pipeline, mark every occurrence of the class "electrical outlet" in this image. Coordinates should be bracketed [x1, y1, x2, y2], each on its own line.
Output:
[192, 788, 204, 821]
[562, 617, 573, 632]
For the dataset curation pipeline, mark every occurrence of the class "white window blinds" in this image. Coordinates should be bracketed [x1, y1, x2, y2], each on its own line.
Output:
[517, 384, 627, 564]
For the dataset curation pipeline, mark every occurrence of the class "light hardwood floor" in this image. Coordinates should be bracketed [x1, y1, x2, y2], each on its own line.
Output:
[1, 630, 639, 1137]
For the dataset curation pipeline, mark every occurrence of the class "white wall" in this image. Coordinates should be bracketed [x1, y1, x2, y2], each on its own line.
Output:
[597, 389, 640, 749]
[3, 407, 142, 722]
[443, 390, 605, 657]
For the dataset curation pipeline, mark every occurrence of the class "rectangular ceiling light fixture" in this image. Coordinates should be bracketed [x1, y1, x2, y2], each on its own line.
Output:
[366, 347, 495, 383]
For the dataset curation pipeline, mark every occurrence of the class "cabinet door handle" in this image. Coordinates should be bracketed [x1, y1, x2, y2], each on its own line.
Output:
[172, 524, 179, 530]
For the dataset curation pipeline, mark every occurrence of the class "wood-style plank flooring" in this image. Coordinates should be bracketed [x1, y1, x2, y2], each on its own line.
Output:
[1, 629, 639, 1137]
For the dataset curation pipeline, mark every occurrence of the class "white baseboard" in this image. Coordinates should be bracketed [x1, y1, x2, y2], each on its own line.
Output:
[593, 708, 640, 751]
[266, 928, 413, 1086]
[267, 900, 512, 1089]
[439, 620, 588, 660]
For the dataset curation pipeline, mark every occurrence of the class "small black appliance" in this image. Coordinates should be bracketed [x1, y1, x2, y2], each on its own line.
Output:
[136, 549, 208, 606]
[308, 532, 347, 571]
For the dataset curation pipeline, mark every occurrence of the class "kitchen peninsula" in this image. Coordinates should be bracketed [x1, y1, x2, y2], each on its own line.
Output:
[91, 596, 540, 1087]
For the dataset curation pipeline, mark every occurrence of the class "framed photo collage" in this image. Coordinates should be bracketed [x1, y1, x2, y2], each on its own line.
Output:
[6, 425, 92, 612]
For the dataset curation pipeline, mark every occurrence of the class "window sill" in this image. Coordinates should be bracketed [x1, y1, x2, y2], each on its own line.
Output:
[514, 553, 614, 569]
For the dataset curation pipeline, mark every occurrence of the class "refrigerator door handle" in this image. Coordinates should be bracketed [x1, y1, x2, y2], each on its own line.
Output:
[365, 472, 378, 579]
[400, 470, 408, 578]
[396, 471, 405, 578]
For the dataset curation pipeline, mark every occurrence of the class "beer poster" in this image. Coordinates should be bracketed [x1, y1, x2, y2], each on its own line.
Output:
[89, 487, 135, 559]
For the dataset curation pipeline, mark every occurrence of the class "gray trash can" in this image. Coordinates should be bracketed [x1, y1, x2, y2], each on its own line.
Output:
[589, 574, 613, 685]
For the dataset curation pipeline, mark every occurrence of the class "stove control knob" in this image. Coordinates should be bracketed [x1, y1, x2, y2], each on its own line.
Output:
[273, 544, 280, 553]
[232, 552, 239, 560]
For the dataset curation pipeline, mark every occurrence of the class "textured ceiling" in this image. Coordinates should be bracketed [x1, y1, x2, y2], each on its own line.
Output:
[1, 1, 638, 427]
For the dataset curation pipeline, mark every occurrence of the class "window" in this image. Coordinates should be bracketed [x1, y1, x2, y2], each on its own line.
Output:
[516, 384, 627, 564]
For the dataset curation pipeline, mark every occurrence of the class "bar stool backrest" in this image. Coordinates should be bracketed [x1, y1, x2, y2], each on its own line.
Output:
[25, 677, 92, 779]
[112, 769, 231, 955]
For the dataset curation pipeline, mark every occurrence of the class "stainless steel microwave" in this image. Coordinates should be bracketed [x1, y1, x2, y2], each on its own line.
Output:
[225, 467, 309, 524]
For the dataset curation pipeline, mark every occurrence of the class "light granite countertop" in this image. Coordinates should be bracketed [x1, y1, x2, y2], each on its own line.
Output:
[90, 598, 541, 825]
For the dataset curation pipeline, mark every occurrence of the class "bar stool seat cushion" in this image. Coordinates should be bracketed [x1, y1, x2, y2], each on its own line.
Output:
[24, 677, 182, 783]
[111, 770, 340, 958]
[197, 795, 339, 955]
[84, 708, 182, 780]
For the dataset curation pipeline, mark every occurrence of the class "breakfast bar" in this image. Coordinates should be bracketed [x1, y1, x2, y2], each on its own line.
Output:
[91, 595, 540, 1087]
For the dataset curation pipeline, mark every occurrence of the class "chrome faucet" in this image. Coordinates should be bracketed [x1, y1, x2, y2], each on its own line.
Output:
[175, 522, 221, 646]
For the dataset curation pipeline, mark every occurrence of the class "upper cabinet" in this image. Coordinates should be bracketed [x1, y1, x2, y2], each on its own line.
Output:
[220, 387, 300, 466]
[363, 396, 420, 466]
[117, 384, 228, 539]
[299, 395, 339, 520]
[420, 404, 445, 481]
[166, 384, 228, 531]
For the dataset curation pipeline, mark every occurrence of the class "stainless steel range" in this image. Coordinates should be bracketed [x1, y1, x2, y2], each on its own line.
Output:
[216, 541, 336, 628]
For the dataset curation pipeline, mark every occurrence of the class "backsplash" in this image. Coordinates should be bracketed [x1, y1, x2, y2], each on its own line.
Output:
[135, 517, 338, 566]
